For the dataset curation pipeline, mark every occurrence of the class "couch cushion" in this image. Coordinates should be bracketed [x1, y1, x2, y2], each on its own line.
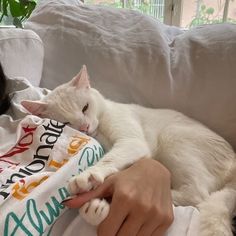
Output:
[0, 28, 44, 86]
[25, 0, 182, 104]
[170, 24, 236, 151]
[25, 1, 236, 150]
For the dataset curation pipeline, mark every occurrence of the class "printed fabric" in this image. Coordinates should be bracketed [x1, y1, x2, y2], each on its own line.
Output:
[0, 115, 103, 236]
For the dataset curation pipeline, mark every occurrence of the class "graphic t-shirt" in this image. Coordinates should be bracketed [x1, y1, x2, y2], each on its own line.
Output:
[0, 115, 103, 236]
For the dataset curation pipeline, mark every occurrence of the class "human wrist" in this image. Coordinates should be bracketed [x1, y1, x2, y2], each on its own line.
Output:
[136, 158, 171, 180]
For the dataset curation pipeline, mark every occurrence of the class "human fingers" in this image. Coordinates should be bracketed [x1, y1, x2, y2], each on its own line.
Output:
[97, 188, 130, 236]
[150, 225, 170, 236]
[136, 210, 173, 236]
[62, 178, 113, 208]
[116, 213, 143, 236]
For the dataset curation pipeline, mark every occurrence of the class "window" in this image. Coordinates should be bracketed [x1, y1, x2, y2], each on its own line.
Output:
[181, 0, 236, 28]
[84, 0, 236, 28]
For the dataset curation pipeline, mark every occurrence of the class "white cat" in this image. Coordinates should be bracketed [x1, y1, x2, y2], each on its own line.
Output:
[21, 66, 236, 235]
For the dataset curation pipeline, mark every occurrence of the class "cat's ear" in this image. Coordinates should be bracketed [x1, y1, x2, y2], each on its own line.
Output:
[21, 100, 47, 116]
[70, 65, 90, 89]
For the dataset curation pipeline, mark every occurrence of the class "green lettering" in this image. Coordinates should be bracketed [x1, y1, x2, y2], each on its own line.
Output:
[39, 197, 65, 225]
[58, 187, 70, 201]
[4, 212, 32, 236]
[27, 199, 44, 235]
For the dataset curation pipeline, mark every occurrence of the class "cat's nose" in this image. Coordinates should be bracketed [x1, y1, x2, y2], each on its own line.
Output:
[79, 124, 89, 133]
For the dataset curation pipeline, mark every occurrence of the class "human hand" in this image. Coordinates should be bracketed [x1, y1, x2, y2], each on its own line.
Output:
[64, 158, 174, 236]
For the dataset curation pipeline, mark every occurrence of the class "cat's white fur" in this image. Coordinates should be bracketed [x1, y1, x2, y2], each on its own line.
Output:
[21, 66, 236, 236]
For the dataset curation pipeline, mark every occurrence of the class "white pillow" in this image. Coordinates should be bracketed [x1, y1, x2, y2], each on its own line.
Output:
[25, 0, 182, 103]
[0, 28, 44, 86]
[25, 1, 236, 150]
[170, 23, 236, 150]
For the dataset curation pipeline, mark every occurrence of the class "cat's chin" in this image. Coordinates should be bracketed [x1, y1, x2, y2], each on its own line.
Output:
[88, 129, 97, 137]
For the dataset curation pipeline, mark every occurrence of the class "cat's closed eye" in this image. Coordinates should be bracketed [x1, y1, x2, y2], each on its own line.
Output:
[64, 122, 71, 125]
[82, 103, 89, 113]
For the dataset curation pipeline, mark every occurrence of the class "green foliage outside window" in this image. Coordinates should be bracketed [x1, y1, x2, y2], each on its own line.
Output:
[86, 0, 164, 22]
[106, 1, 151, 16]
[0, 0, 37, 28]
[189, 0, 236, 28]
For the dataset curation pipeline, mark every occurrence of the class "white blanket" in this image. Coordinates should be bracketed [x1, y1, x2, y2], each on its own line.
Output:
[0, 78, 199, 236]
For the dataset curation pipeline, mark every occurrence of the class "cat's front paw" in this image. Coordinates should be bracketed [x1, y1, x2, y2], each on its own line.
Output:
[79, 198, 110, 226]
[69, 169, 105, 194]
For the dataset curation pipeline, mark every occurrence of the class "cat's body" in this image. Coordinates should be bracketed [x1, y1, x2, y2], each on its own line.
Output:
[22, 66, 236, 236]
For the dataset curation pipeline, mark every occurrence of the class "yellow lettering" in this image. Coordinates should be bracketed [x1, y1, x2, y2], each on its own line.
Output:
[12, 176, 49, 200]
[67, 135, 90, 155]
[49, 159, 68, 169]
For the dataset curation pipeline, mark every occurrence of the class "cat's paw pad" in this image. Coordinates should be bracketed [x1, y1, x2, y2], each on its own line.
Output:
[79, 198, 110, 226]
[69, 170, 104, 194]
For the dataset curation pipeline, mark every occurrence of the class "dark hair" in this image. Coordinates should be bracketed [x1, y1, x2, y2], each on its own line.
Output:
[0, 63, 11, 115]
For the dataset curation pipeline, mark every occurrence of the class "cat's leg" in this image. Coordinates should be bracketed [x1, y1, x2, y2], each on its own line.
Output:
[79, 198, 110, 226]
[198, 188, 236, 236]
[198, 170, 236, 236]
[171, 187, 207, 207]
[157, 126, 236, 236]
[69, 138, 150, 194]
[155, 124, 232, 204]
[69, 166, 114, 193]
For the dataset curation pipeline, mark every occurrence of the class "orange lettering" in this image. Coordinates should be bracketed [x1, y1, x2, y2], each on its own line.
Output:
[49, 159, 68, 169]
[12, 176, 49, 200]
[67, 135, 90, 155]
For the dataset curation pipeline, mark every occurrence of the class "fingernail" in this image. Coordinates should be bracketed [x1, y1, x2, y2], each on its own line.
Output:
[61, 195, 77, 203]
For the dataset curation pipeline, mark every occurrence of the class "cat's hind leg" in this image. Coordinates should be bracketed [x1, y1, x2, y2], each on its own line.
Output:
[171, 186, 208, 207]
[79, 198, 110, 226]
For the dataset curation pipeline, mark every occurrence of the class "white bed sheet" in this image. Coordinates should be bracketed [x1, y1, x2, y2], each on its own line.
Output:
[50, 206, 199, 236]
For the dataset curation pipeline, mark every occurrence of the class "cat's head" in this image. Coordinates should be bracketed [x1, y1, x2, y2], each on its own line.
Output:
[21, 65, 99, 136]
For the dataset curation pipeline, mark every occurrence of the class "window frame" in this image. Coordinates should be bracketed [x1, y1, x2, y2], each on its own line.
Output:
[164, 0, 183, 26]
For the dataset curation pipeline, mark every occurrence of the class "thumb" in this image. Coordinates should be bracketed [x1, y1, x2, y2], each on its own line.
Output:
[63, 177, 114, 208]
